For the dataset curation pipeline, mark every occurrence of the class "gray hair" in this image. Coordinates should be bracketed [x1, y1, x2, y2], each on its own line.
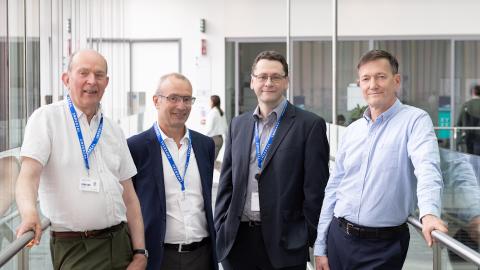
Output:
[155, 73, 192, 95]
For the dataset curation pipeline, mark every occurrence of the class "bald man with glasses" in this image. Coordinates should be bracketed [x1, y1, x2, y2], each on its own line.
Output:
[128, 73, 218, 270]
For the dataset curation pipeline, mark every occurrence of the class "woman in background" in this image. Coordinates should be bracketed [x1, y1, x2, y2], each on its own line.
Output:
[204, 95, 228, 162]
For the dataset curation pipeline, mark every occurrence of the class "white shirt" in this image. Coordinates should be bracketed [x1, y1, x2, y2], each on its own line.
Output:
[20, 100, 137, 232]
[157, 124, 209, 244]
[205, 107, 227, 137]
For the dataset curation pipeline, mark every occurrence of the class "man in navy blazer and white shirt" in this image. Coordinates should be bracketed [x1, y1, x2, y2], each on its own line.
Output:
[214, 51, 330, 270]
[128, 73, 217, 270]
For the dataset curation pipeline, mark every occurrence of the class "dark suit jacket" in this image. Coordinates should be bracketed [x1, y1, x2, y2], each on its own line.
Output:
[128, 127, 218, 270]
[214, 101, 330, 268]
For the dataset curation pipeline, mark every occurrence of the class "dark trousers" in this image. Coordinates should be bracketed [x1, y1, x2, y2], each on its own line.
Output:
[50, 223, 132, 270]
[160, 241, 214, 270]
[327, 218, 410, 270]
[222, 223, 305, 270]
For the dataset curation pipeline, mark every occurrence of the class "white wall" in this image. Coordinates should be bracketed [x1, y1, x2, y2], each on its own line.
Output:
[224, 0, 480, 37]
[124, 0, 226, 133]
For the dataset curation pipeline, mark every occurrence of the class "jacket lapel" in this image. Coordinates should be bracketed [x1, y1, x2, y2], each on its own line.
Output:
[239, 115, 255, 183]
[147, 126, 166, 202]
[260, 102, 295, 171]
[191, 132, 209, 199]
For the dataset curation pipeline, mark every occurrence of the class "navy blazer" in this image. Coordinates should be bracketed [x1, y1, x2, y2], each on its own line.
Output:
[127, 127, 218, 270]
[214, 102, 330, 268]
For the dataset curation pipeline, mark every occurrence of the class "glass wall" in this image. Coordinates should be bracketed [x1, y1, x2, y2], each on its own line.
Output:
[374, 40, 451, 127]
[292, 40, 369, 124]
[0, 0, 7, 152]
[1, 1, 129, 269]
[226, 38, 480, 155]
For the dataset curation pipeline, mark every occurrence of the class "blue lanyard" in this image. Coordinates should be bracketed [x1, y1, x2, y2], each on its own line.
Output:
[153, 123, 192, 192]
[66, 95, 103, 171]
[255, 102, 288, 169]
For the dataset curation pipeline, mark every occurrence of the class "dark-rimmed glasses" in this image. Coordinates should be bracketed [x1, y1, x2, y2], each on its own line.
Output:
[251, 73, 286, 84]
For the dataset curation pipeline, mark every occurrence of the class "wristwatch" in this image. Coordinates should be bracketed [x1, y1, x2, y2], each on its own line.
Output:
[133, 249, 149, 258]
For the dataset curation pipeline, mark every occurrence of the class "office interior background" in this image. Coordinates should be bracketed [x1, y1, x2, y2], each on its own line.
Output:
[1, 0, 480, 269]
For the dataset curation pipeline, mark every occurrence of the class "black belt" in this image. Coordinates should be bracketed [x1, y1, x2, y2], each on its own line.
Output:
[336, 217, 407, 239]
[164, 237, 210, 253]
[241, 220, 261, 227]
[51, 222, 125, 239]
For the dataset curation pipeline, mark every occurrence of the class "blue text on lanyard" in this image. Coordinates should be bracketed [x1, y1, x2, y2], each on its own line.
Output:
[255, 102, 288, 169]
[153, 123, 192, 192]
[66, 95, 103, 171]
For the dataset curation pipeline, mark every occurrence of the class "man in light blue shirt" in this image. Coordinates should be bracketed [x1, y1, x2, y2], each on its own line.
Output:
[314, 49, 448, 270]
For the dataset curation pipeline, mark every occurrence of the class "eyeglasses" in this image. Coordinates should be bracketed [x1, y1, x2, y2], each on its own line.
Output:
[252, 73, 286, 84]
[157, 95, 196, 105]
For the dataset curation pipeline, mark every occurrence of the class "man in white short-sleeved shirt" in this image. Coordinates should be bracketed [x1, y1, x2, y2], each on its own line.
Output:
[15, 49, 147, 269]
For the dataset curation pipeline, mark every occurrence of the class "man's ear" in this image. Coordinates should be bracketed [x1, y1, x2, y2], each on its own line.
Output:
[394, 73, 401, 85]
[61, 72, 69, 87]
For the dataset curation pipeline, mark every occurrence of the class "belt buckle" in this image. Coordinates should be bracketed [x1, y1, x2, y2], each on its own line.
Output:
[346, 223, 354, 235]
[177, 244, 188, 253]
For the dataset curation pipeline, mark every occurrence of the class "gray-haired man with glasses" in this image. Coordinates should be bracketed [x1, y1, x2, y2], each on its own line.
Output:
[127, 73, 218, 270]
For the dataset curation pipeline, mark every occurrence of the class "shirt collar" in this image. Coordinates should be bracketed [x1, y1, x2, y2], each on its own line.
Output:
[253, 97, 287, 121]
[64, 99, 103, 121]
[156, 122, 190, 145]
[363, 98, 401, 123]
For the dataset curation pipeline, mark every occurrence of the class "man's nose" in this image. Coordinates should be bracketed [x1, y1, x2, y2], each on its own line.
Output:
[368, 77, 378, 89]
[264, 77, 274, 86]
[86, 73, 96, 84]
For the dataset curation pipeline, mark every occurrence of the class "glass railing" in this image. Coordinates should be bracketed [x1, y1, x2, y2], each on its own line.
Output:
[2, 125, 480, 270]
[0, 149, 52, 270]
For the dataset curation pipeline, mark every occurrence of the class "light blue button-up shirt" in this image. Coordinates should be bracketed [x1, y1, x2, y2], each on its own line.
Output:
[314, 99, 443, 256]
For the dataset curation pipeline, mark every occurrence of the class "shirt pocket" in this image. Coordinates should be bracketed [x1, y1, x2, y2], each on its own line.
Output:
[377, 144, 399, 171]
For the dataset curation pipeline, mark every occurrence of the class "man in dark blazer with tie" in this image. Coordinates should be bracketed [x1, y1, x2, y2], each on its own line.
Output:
[214, 51, 330, 270]
[128, 73, 217, 270]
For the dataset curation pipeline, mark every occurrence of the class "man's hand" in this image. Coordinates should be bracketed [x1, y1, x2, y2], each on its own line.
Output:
[126, 254, 147, 270]
[16, 211, 42, 247]
[315, 256, 330, 270]
[421, 214, 448, 247]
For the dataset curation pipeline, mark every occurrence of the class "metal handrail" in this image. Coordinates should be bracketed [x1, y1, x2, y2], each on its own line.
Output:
[434, 126, 480, 130]
[407, 216, 480, 267]
[0, 218, 51, 268]
[0, 210, 19, 227]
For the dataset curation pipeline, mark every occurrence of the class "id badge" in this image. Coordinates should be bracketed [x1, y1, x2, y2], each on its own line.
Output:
[251, 192, 260, 211]
[79, 178, 100, 193]
[178, 193, 193, 214]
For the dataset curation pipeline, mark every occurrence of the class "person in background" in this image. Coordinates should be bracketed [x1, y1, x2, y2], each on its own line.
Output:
[203, 95, 228, 168]
[457, 85, 480, 155]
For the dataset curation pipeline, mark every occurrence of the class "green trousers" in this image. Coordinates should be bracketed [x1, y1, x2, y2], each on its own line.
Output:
[50, 223, 133, 270]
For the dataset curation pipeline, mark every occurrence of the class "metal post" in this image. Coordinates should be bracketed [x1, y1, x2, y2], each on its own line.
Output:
[332, 0, 338, 124]
[433, 242, 442, 270]
[234, 42, 239, 116]
[286, 0, 292, 101]
[449, 39, 456, 150]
